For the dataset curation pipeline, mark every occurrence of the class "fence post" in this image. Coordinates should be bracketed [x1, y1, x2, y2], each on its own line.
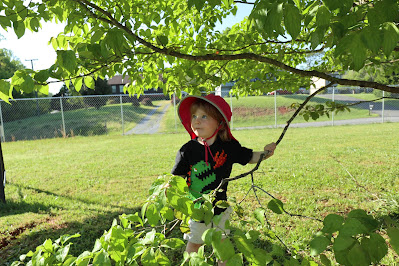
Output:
[230, 93, 233, 129]
[120, 95, 124, 135]
[0, 140, 5, 203]
[0, 101, 4, 142]
[174, 91, 177, 132]
[274, 92, 277, 128]
[60, 97, 66, 135]
[332, 87, 335, 126]
[382, 90, 385, 123]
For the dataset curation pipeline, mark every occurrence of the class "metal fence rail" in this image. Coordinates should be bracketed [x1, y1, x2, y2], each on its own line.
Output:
[0, 92, 398, 142]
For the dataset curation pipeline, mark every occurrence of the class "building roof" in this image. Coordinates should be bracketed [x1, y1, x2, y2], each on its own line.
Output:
[108, 75, 131, 85]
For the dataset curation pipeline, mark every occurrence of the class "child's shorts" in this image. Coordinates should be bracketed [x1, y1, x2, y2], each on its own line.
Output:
[184, 207, 233, 244]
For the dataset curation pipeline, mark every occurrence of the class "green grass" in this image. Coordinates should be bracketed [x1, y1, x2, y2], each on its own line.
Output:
[3, 100, 169, 141]
[1, 123, 398, 264]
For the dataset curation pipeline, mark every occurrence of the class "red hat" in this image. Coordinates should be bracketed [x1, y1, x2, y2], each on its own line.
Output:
[178, 94, 235, 140]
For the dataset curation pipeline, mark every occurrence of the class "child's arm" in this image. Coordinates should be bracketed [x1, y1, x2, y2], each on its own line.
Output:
[249, 142, 276, 164]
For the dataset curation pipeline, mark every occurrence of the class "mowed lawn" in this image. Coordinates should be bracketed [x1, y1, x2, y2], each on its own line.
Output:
[0, 123, 398, 263]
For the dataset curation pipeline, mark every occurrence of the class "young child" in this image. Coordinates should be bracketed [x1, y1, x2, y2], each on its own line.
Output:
[171, 94, 276, 257]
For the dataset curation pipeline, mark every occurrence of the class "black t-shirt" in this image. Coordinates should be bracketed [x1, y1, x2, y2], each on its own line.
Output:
[171, 137, 253, 215]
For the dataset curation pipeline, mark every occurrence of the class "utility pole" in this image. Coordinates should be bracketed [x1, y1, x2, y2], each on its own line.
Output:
[26, 59, 40, 116]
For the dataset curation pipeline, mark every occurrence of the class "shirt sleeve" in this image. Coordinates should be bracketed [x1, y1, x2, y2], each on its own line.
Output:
[230, 140, 253, 166]
[171, 146, 190, 176]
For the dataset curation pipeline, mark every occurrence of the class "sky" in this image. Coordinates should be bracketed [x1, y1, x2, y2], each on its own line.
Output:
[0, 4, 251, 95]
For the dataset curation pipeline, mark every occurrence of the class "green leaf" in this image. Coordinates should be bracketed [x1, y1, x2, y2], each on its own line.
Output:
[55, 243, 71, 262]
[155, 249, 170, 265]
[347, 209, 379, 232]
[11, 71, 35, 93]
[333, 235, 356, 252]
[57, 50, 77, 74]
[93, 250, 111, 266]
[339, 218, 368, 236]
[34, 70, 50, 83]
[347, 243, 370, 266]
[141, 248, 157, 265]
[226, 253, 243, 266]
[322, 214, 344, 233]
[316, 6, 331, 27]
[323, 0, 353, 13]
[284, 4, 301, 40]
[72, 77, 83, 92]
[212, 237, 235, 262]
[157, 35, 168, 46]
[193, 0, 205, 12]
[0, 80, 11, 103]
[13, 20, 25, 39]
[382, 22, 399, 57]
[0, 15, 12, 28]
[84, 76, 95, 90]
[233, 234, 253, 259]
[319, 253, 331, 266]
[160, 238, 185, 249]
[387, 227, 399, 256]
[254, 208, 266, 225]
[250, 1, 284, 38]
[348, 34, 367, 70]
[310, 236, 330, 256]
[361, 26, 382, 54]
[160, 207, 175, 221]
[202, 228, 216, 246]
[267, 198, 284, 214]
[43, 239, 54, 253]
[362, 233, 388, 264]
[146, 203, 160, 226]
[29, 17, 40, 32]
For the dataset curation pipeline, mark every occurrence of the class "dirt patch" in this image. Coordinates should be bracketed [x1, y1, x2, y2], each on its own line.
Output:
[0, 216, 65, 251]
[234, 106, 293, 117]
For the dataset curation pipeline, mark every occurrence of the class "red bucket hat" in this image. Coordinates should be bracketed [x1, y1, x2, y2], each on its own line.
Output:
[178, 94, 235, 140]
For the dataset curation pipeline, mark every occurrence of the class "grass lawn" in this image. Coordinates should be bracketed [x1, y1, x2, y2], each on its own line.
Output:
[0, 123, 398, 264]
[3, 100, 169, 141]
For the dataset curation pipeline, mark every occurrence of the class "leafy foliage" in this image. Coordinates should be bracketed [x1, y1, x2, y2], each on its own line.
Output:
[0, 0, 398, 103]
[12, 175, 399, 265]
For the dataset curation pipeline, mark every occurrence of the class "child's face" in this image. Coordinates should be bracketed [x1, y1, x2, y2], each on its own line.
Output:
[190, 108, 219, 139]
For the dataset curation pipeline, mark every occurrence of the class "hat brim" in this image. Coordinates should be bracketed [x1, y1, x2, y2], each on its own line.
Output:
[178, 95, 235, 140]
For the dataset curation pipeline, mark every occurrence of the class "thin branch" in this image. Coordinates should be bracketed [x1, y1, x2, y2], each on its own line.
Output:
[332, 156, 380, 200]
[339, 96, 398, 108]
[276, 82, 336, 145]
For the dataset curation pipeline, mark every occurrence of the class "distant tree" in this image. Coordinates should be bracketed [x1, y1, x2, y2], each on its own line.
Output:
[0, 48, 23, 79]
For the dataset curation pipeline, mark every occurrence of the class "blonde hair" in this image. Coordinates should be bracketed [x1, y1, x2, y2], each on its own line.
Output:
[190, 99, 231, 141]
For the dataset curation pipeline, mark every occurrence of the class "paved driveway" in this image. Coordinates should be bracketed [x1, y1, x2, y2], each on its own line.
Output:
[319, 94, 399, 118]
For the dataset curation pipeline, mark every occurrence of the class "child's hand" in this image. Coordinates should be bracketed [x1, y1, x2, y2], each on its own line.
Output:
[263, 142, 276, 159]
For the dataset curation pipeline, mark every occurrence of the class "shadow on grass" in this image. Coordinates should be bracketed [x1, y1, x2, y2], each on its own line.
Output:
[0, 200, 57, 217]
[5, 182, 132, 213]
[1, 206, 141, 264]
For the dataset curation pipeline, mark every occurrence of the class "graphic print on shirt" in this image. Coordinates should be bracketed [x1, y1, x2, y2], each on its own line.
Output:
[187, 149, 227, 200]
[189, 161, 216, 199]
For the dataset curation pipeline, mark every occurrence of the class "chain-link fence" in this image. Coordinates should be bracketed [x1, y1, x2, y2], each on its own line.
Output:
[0, 91, 398, 142]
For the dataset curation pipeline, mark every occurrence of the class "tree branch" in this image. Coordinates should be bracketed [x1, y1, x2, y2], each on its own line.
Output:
[74, 0, 399, 95]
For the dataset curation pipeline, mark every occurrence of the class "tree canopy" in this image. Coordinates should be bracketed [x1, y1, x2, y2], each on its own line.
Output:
[0, 0, 398, 102]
